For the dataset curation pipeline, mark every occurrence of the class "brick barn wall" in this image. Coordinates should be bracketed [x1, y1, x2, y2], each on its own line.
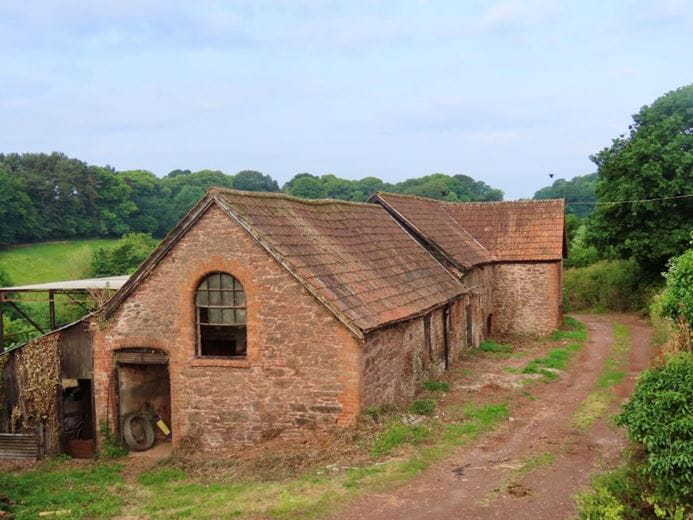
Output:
[91, 204, 361, 452]
[492, 261, 562, 336]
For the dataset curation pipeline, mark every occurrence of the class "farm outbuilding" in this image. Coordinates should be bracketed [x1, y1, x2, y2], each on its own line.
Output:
[0, 188, 565, 457]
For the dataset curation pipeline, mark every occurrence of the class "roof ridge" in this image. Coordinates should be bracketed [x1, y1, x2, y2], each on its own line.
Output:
[438, 204, 494, 259]
[374, 191, 564, 206]
[208, 187, 380, 208]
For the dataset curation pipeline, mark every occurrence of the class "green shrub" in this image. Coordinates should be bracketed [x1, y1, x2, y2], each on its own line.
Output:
[90, 232, 158, 277]
[576, 465, 640, 519]
[478, 340, 512, 353]
[565, 223, 600, 269]
[659, 239, 693, 350]
[563, 259, 654, 312]
[615, 353, 693, 505]
[422, 380, 449, 392]
[99, 421, 127, 459]
[410, 399, 436, 416]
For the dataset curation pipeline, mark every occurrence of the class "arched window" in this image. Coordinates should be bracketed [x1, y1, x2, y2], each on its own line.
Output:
[195, 272, 247, 358]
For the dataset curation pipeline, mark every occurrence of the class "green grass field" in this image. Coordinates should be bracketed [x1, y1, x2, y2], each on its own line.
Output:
[0, 239, 117, 286]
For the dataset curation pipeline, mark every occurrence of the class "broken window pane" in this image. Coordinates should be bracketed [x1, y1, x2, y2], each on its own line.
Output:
[196, 272, 248, 358]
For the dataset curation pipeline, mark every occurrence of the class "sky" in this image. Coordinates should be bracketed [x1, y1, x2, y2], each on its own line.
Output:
[1, 1, 692, 199]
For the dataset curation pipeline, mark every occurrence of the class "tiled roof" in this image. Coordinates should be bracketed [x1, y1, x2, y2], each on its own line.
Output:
[372, 193, 494, 269]
[372, 193, 565, 263]
[446, 199, 566, 261]
[213, 189, 465, 335]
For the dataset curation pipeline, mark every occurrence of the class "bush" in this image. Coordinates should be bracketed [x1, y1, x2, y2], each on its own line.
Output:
[563, 259, 655, 312]
[422, 380, 449, 392]
[615, 353, 693, 506]
[90, 232, 158, 277]
[659, 238, 693, 350]
[565, 223, 600, 269]
[410, 399, 436, 416]
[576, 464, 644, 520]
[99, 421, 127, 458]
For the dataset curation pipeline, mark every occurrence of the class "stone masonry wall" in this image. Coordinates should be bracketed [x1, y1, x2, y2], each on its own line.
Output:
[91, 204, 361, 452]
[493, 261, 562, 336]
[360, 266, 494, 408]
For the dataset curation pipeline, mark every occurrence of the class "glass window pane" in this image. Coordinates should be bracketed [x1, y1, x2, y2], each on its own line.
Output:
[222, 309, 235, 324]
[209, 274, 221, 289]
[198, 278, 208, 290]
[209, 291, 221, 306]
[221, 274, 233, 288]
[235, 309, 246, 324]
[198, 307, 209, 324]
[235, 290, 246, 307]
[233, 278, 243, 291]
[196, 291, 209, 306]
[222, 291, 234, 306]
[209, 308, 222, 324]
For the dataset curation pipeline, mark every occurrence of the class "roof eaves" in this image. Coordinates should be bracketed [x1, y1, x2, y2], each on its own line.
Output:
[101, 195, 217, 318]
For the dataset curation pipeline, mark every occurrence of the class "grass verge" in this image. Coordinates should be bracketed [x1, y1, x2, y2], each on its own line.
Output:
[0, 460, 124, 519]
[572, 323, 630, 430]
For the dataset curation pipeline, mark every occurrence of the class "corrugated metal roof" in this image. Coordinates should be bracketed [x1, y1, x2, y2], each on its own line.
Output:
[0, 276, 130, 292]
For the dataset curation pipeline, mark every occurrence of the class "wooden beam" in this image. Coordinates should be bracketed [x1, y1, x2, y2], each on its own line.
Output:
[64, 292, 91, 313]
[49, 290, 56, 330]
[7, 301, 45, 335]
[0, 293, 4, 351]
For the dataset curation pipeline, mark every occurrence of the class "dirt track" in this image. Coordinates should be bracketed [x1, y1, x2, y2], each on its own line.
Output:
[329, 314, 653, 520]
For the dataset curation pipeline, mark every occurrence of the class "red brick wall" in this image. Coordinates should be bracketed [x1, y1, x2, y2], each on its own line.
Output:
[91, 204, 361, 451]
[492, 261, 562, 336]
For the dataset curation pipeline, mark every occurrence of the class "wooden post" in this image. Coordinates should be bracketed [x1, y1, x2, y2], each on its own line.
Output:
[48, 290, 56, 330]
[0, 292, 4, 351]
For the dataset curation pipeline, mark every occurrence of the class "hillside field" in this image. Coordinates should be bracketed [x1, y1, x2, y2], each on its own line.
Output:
[0, 239, 118, 286]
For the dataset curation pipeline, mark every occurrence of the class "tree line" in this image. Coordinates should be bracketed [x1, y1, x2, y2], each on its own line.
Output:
[0, 154, 504, 246]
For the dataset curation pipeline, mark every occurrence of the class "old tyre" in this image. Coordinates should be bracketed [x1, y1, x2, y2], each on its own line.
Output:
[122, 413, 155, 451]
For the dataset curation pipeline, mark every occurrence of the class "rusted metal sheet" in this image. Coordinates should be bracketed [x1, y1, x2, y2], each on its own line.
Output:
[60, 322, 93, 380]
[0, 433, 38, 459]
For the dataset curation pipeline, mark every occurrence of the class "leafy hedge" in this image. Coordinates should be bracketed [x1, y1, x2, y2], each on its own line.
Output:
[563, 259, 654, 312]
[615, 353, 693, 506]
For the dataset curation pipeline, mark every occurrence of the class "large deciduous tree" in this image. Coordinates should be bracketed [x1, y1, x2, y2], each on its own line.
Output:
[587, 85, 693, 274]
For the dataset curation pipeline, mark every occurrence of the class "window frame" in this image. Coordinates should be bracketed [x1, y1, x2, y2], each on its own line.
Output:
[194, 271, 247, 359]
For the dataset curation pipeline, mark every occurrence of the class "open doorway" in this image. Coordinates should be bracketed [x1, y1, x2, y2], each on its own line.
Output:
[114, 348, 172, 452]
[62, 378, 95, 458]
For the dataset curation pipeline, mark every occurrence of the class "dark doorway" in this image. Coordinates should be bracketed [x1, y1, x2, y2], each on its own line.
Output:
[115, 348, 172, 451]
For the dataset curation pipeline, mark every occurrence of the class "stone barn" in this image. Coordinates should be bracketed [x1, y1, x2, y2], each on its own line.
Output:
[371, 193, 567, 336]
[0, 188, 565, 456]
